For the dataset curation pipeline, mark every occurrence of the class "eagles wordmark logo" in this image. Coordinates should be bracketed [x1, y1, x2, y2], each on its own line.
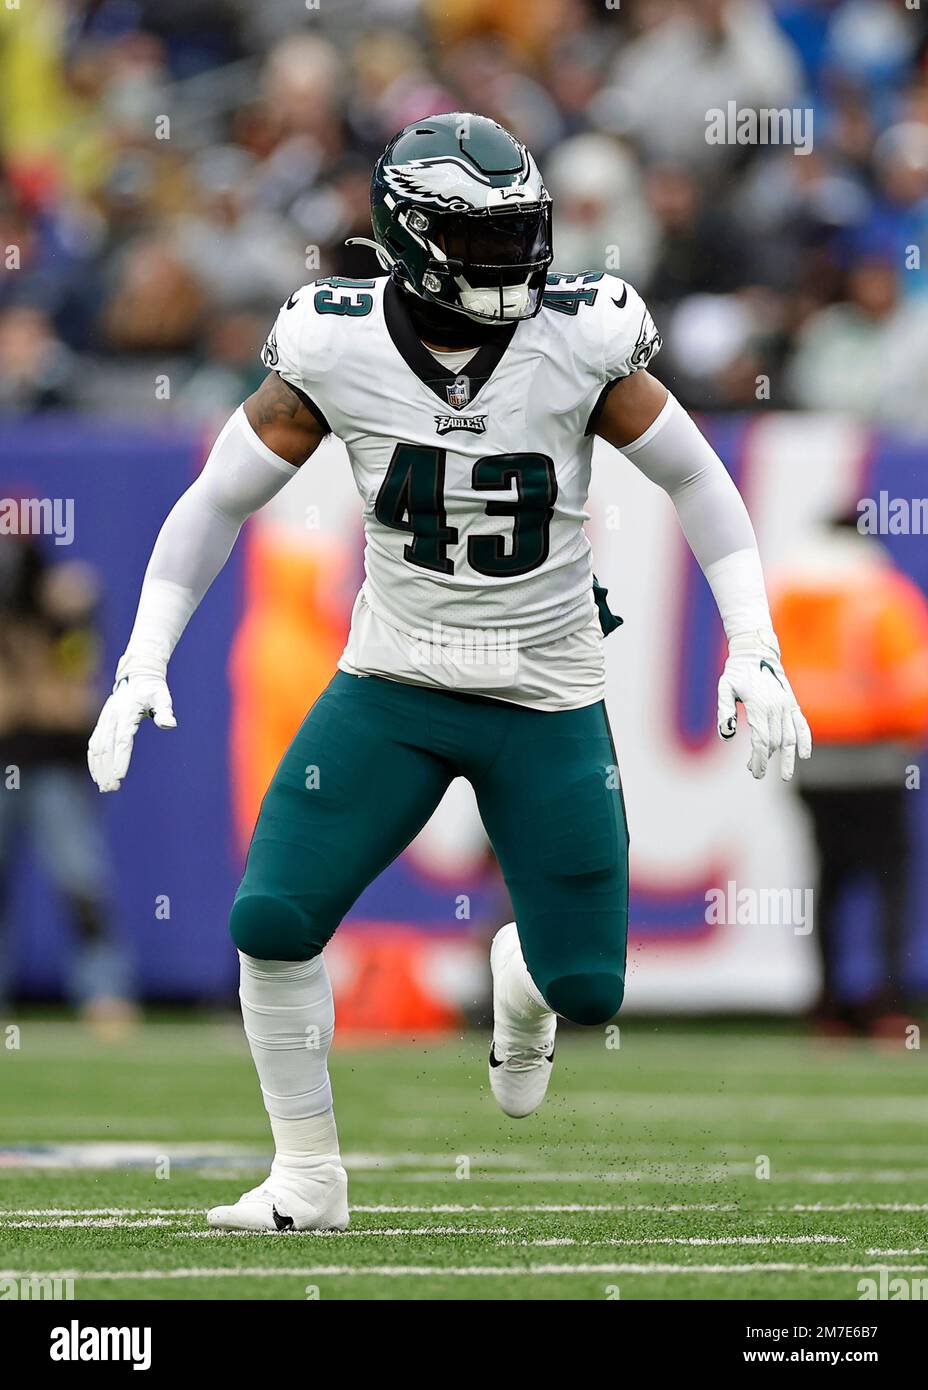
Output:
[434, 414, 487, 436]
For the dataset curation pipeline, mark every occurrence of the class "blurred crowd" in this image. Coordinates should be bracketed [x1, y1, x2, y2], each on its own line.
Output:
[2, 0, 928, 427]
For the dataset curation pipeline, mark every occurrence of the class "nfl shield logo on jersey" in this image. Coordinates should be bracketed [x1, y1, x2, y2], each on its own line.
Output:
[446, 375, 470, 408]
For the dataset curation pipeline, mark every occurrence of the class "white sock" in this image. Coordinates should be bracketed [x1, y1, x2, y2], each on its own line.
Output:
[238, 952, 341, 1166]
[499, 923, 552, 1029]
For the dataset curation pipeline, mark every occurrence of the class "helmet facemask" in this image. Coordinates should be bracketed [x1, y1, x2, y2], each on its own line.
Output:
[406, 201, 553, 324]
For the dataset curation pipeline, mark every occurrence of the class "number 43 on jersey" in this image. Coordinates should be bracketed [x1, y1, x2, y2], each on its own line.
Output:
[374, 444, 557, 578]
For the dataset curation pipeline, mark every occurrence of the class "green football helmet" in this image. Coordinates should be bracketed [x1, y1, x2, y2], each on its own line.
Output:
[353, 112, 553, 325]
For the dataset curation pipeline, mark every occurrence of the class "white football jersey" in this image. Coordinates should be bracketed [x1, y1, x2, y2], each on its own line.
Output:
[262, 272, 660, 709]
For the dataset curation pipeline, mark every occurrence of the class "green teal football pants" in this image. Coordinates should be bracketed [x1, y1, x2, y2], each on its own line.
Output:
[230, 672, 629, 1024]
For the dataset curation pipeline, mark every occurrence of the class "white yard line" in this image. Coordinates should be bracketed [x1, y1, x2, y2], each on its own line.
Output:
[176, 1230, 845, 1245]
[0, 1203, 739, 1218]
[500, 1235, 848, 1248]
[176, 1227, 514, 1239]
[0, 1146, 547, 1172]
[0, 1220, 850, 1244]
[385, 1171, 742, 1184]
[5, 1200, 925, 1217]
[0, 1262, 925, 1280]
[2, 1218, 179, 1230]
[378, 1168, 928, 1184]
[350, 1202, 741, 1213]
[0, 1214, 859, 1246]
[866, 1249, 928, 1256]
[793, 1170, 928, 1183]
[789, 1203, 928, 1213]
[0, 1209, 195, 1217]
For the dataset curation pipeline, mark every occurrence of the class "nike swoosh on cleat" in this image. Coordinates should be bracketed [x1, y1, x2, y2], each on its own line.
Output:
[272, 1206, 294, 1231]
[285, 292, 300, 310]
[489, 1045, 503, 1068]
[612, 286, 628, 309]
[759, 658, 785, 689]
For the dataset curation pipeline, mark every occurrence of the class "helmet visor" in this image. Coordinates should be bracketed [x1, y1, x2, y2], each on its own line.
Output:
[435, 207, 551, 286]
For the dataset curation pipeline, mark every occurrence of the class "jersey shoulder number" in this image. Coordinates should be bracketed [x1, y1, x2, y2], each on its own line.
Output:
[309, 277, 376, 318]
[260, 277, 382, 394]
[543, 270, 661, 383]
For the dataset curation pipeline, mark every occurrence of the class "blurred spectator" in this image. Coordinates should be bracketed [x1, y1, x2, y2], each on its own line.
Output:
[660, 292, 783, 410]
[773, 518, 928, 1036]
[786, 245, 928, 430]
[0, 538, 136, 1033]
[866, 121, 928, 299]
[543, 31, 610, 139]
[823, 0, 918, 95]
[98, 1, 248, 80]
[346, 29, 455, 152]
[176, 309, 269, 422]
[642, 164, 749, 304]
[0, 306, 78, 412]
[261, 33, 345, 154]
[102, 236, 208, 353]
[424, 0, 581, 63]
[172, 146, 306, 310]
[0, 188, 105, 349]
[547, 133, 656, 286]
[595, 0, 802, 172]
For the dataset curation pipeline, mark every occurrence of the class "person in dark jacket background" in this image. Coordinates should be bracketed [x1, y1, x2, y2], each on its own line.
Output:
[0, 534, 136, 1035]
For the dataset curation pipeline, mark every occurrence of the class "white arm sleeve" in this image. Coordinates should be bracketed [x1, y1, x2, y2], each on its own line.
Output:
[620, 392, 772, 641]
[116, 406, 296, 679]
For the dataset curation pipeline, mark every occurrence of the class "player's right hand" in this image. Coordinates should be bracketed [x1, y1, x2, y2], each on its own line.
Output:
[716, 632, 812, 782]
[87, 673, 176, 792]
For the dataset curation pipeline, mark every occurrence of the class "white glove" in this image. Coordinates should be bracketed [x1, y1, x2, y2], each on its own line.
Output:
[717, 631, 812, 781]
[87, 671, 176, 792]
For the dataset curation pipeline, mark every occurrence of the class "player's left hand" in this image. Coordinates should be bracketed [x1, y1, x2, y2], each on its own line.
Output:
[87, 671, 176, 793]
[717, 631, 812, 781]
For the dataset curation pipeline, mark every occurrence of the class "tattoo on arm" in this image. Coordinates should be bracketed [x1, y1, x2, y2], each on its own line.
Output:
[248, 372, 305, 427]
[243, 372, 327, 466]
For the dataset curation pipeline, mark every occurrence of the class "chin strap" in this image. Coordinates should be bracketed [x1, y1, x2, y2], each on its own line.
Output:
[346, 236, 510, 342]
[405, 289, 506, 347]
[345, 235, 424, 307]
[345, 236, 395, 273]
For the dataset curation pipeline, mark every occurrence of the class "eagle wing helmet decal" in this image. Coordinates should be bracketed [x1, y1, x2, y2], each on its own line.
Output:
[381, 157, 493, 211]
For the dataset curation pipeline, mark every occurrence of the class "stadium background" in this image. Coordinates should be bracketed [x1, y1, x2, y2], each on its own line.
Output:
[3, 0, 928, 1024]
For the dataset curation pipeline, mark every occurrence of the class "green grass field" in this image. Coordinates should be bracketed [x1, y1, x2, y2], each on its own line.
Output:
[1, 1017, 926, 1301]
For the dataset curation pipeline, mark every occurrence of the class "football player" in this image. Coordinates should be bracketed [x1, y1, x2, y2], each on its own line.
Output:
[88, 114, 811, 1232]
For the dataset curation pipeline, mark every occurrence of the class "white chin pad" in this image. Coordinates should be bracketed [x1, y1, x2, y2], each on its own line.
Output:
[458, 283, 532, 319]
